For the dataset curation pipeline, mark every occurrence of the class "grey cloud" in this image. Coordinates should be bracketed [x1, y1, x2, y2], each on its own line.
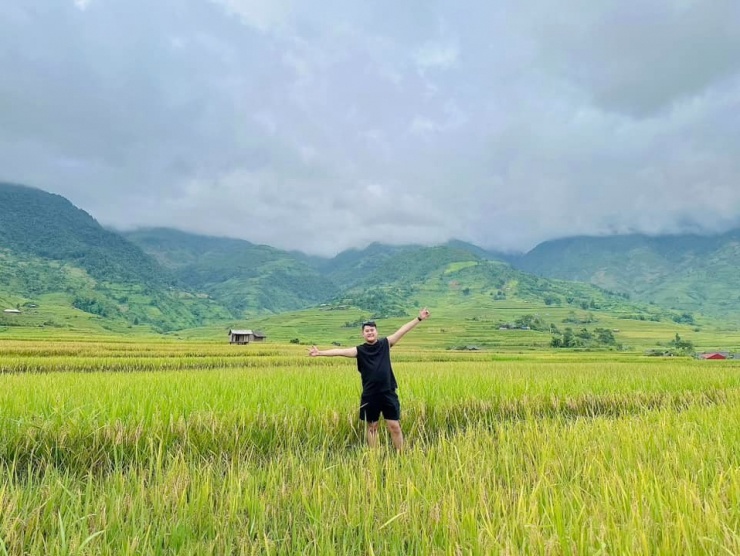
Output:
[530, 0, 740, 116]
[1, 1, 739, 256]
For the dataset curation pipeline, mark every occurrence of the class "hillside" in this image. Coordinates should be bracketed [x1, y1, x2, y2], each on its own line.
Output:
[312, 240, 505, 289]
[123, 228, 337, 316]
[189, 252, 714, 353]
[314, 242, 420, 289]
[0, 183, 231, 332]
[512, 231, 740, 322]
[0, 183, 168, 286]
[1, 182, 736, 342]
[333, 246, 652, 319]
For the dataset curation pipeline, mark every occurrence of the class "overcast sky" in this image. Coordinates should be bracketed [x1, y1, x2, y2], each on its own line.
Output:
[1, 1, 739, 255]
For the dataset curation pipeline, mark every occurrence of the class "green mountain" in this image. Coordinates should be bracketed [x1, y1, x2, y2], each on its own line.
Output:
[315, 240, 506, 289]
[123, 228, 337, 316]
[122, 233, 665, 340]
[0, 183, 230, 332]
[332, 245, 643, 320]
[2, 181, 735, 341]
[512, 231, 740, 321]
[443, 239, 508, 261]
[229, 247, 706, 353]
[315, 242, 421, 288]
[0, 183, 168, 287]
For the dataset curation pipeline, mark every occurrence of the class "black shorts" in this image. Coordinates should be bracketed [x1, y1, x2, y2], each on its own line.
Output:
[359, 391, 400, 422]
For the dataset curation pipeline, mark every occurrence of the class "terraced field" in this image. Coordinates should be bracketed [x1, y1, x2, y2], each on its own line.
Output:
[1, 340, 739, 554]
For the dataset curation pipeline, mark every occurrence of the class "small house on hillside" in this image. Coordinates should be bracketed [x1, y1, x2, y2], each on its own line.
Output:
[229, 329, 266, 344]
[700, 352, 729, 360]
[3, 309, 21, 314]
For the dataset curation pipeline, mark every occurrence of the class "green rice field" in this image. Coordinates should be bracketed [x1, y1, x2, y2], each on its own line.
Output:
[1, 339, 740, 554]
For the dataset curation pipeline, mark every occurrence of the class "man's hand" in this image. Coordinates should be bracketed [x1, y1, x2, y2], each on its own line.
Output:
[389, 307, 430, 346]
[307, 345, 357, 358]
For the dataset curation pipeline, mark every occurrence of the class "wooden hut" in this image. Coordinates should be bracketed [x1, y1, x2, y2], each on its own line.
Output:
[228, 329, 266, 344]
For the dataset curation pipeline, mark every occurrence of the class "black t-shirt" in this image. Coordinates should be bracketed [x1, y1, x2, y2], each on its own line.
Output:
[356, 337, 397, 396]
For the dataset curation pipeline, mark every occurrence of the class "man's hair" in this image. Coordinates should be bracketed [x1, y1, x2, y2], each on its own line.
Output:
[361, 320, 377, 329]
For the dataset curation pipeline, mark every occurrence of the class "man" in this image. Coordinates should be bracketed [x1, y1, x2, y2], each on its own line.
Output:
[308, 308, 431, 450]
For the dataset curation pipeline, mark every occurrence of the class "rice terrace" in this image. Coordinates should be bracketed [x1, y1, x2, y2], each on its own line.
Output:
[2, 316, 740, 554]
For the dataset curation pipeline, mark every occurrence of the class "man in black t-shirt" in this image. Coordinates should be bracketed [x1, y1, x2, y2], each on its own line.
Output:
[309, 308, 431, 450]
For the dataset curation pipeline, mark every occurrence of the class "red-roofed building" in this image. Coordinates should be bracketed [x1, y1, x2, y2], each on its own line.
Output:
[700, 352, 729, 360]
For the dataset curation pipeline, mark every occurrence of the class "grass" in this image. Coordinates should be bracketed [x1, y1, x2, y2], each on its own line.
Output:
[1, 339, 740, 553]
[168, 297, 739, 356]
[3, 256, 738, 354]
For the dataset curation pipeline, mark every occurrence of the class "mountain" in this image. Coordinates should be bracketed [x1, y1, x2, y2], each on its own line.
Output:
[123, 232, 509, 314]
[443, 239, 509, 261]
[313, 240, 507, 289]
[315, 242, 421, 288]
[2, 181, 737, 338]
[512, 231, 740, 320]
[0, 183, 168, 287]
[123, 228, 337, 315]
[0, 183, 230, 332]
[331, 244, 641, 320]
[121, 231, 679, 331]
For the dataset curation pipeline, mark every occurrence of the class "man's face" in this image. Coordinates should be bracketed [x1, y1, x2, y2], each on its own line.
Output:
[362, 324, 378, 344]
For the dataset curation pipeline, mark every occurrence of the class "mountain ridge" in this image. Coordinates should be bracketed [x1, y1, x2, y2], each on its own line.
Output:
[511, 231, 740, 318]
[3, 181, 740, 334]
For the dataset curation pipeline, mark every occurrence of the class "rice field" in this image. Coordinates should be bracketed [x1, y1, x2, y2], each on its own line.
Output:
[1, 340, 740, 554]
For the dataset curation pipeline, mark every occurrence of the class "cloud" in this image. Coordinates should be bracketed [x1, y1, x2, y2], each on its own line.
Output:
[208, 0, 294, 32]
[530, 0, 740, 116]
[1, 0, 739, 256]
[413, 41, 459, 72]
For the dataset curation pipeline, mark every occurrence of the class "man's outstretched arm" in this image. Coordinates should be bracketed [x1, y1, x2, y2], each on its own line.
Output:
[308, 346, 358, 358]
[388, 308, 430, 347]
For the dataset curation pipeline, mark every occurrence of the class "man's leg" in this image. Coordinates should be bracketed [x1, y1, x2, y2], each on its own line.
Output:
[382, 391, 403, 451]
[366, 421, 379, 448]
[361, 396, 381, 448]
[385, 420, 403, 451]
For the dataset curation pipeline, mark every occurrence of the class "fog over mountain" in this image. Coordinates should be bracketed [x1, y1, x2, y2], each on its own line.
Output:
[2, 1, 739, 255]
